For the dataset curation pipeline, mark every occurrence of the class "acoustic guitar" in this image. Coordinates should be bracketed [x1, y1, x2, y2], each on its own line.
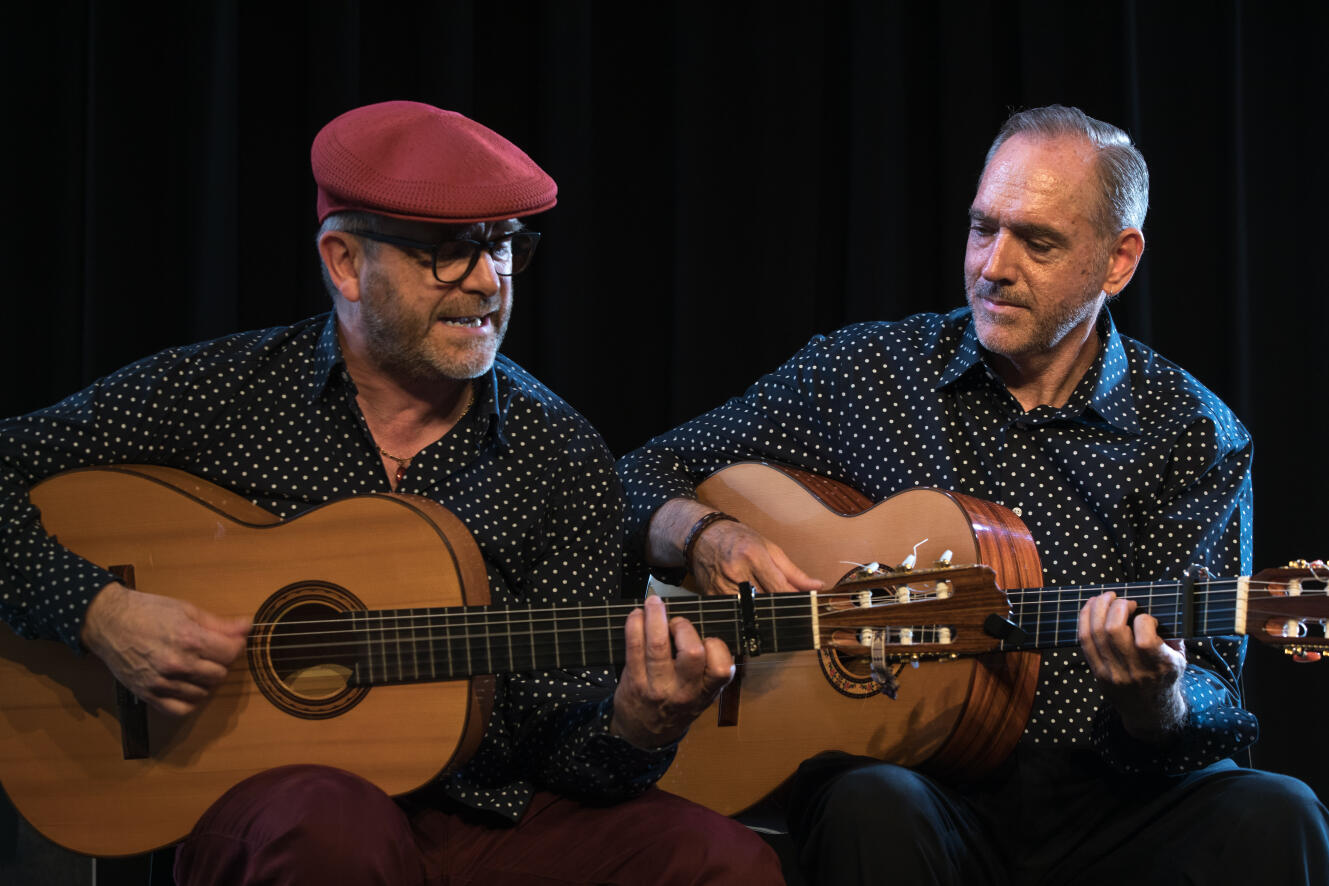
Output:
[656, 462, 1329, 814]
[0, 465, 1324, 854]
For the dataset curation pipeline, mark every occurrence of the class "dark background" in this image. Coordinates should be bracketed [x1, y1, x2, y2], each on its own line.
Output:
[3, 0, 1326, 824]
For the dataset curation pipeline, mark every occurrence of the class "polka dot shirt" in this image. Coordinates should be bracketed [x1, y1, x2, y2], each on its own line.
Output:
[0, 313, 671, 821]
[619, 308, 1258, 775]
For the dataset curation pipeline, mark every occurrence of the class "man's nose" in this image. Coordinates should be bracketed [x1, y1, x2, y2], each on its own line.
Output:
[459, 251, 502, 294]
[981, 231, 1017, 283]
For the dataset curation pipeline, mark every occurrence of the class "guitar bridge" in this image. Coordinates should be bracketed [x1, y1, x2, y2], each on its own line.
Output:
[109, 563, 150, 759]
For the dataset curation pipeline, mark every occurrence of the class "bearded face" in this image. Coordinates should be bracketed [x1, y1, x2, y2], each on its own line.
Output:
[358, 255, 511, 382]
[963, 134, 1113, 361]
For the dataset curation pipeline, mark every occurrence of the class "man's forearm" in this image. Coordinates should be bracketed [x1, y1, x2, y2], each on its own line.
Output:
[645, 497, 715, 568]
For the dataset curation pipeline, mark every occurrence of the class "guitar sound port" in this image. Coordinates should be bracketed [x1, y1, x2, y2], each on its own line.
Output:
[268, 600, 354, 699]
[250, 581, 370, 719]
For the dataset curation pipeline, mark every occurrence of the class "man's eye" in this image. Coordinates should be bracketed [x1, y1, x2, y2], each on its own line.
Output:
[1027, 240, 1054, 254]
[436, 242, 473, 264]
[968, 223, 994, 238]
[489, 240, 514, 260]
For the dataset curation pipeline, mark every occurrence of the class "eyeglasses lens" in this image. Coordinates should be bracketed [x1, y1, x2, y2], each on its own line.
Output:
[433, 234, 537, 283]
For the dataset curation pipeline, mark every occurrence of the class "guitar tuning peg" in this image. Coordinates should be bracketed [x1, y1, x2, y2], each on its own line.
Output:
[898, 554, 916, 571]
[935, 549, 954, 566]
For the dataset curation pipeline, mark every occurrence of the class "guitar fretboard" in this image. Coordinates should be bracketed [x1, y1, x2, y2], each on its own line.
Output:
[1001, 578, 1241, 650]
[266, 595, 822, 687]
[261, 575, 1269, 685]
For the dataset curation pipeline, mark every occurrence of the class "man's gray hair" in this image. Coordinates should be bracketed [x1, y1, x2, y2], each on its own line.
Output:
[984, 105, 1149, 237]
[315, 211, 384, 300]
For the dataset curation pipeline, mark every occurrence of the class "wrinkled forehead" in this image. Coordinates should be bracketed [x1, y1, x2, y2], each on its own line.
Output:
[973, 134, 1099, 224]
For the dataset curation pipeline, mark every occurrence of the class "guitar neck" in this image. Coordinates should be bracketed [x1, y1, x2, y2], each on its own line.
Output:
[1003, 577, 1243, 650]
[298, 595, 820, 687]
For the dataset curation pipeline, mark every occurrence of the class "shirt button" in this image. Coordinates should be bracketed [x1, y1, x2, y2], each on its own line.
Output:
[1012, 507, 1024, 517]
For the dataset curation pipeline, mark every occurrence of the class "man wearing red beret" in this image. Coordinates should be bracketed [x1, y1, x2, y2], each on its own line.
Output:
[0, 101, 783, 884]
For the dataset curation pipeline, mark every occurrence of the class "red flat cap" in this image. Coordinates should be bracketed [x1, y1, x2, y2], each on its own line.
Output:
[312, 101, 557, 223]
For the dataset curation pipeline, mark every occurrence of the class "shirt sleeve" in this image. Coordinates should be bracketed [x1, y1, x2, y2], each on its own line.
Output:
[1094, 417, 1258, 773]
[0, 356, 193, 648]
[1092, 637, 1259, 774]
[618, 332, 849, 574]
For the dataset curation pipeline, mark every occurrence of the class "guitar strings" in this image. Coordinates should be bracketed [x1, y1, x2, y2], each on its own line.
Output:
[242, 577, 1311, 634]
[246, 579, 1321, 674]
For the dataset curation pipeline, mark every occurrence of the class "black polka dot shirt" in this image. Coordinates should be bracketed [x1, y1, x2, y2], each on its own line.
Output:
[0, 313, 671, 821]
[619, 308, 1258, 775]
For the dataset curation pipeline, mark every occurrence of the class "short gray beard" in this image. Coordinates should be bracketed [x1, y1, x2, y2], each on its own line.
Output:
[360, 269, 508, 382]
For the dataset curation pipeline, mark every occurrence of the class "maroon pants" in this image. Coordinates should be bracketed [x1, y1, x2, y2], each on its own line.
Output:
[174, 765, 784, 886]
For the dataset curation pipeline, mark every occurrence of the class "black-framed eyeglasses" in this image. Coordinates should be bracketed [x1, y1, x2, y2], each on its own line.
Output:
[349, 230, 541, 284]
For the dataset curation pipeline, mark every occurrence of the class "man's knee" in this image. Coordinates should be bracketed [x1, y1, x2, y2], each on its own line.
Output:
[603, 789, 785, 884]
[177, 765, 418, 886]
[1220, 769, 1328, 836]
[793, 760, 942, 840]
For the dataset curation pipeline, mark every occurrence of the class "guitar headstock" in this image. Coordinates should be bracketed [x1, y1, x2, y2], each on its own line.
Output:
[1246, 560, 1329, 659]
[815, 563, 1011, 659]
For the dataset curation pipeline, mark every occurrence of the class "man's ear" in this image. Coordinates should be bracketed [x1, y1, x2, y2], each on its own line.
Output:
[318, 231, 365, 303]
[1102, 227, 1145, 296]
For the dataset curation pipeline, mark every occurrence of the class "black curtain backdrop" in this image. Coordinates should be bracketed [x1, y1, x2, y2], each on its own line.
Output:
[4, 1, 1327, 800]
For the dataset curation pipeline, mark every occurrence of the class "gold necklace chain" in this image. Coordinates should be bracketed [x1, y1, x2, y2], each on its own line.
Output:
[378, 384, 474, 484]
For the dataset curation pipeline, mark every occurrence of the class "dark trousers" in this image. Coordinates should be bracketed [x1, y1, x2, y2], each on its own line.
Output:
[174, 765, 785, 886]
[788, 749, 1329, 886]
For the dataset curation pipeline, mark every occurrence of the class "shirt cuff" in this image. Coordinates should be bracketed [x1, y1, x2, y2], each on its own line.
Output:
[563, 696, 678, 800]
[4, 529, 119, 650]
[1091, 668, 1260, 775]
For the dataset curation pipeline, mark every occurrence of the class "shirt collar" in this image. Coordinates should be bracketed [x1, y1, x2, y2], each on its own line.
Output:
[309, 312, 344, 400]
[936, 306, 1141, 435]
[308, 312, 510, 449]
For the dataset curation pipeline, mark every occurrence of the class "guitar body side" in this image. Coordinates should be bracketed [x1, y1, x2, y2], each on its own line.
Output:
[657, 463, 1043, 814]
[0, 466, 492, 856]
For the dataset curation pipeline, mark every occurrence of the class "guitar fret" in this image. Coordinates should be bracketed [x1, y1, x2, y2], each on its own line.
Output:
[462, 609, 473, 677]
[1197, 581, 1207, 634]
[425, 607, 437, 680]
[485, 610, 494, 675]
[377, 609, 389, 682]
[1060, 589, 1075, 646]
[766, 596, 778, 652]
[354, 610, 368, 685]
[394, 609, 406, 682]
[1033, 586, 1042, 651]
[442, 608, 454, 678]
[408, 609, 420, 682]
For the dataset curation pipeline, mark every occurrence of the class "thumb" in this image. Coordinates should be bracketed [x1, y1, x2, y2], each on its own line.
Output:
[770, 545, 823, 591]
[197, 608, 253, 637]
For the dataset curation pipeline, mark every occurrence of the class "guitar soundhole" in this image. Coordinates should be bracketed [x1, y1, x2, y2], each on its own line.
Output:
[249, 582, 370, 719]
[818, 647, 882, 699]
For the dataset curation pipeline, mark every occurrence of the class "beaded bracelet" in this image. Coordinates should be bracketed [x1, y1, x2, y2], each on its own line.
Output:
[682, 510, 738, 571]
